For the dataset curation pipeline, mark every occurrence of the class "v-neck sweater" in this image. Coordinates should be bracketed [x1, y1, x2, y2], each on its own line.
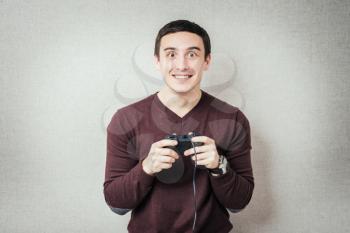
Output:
[104, 90, 254, 233]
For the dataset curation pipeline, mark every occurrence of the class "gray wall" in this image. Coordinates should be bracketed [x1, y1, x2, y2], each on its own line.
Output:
[1, 0, 349, 232]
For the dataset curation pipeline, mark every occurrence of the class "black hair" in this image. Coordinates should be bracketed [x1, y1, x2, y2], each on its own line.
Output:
[154, 19, 211, 59]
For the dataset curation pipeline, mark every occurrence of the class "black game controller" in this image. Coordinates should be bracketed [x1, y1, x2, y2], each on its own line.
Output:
[156, 132, 205, 184]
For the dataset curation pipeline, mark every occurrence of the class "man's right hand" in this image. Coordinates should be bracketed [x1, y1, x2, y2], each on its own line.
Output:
[142, 139, 179, 176]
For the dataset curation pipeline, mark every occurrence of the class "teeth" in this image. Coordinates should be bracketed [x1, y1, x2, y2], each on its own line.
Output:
[173, 75, 191, 79]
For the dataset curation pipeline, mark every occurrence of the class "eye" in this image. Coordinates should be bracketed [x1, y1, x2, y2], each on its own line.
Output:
[166, 51, 176, 58]
[187, 51, 198, 58]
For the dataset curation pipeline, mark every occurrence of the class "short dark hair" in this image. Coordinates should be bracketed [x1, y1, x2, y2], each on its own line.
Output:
[154, 19, 211, 59]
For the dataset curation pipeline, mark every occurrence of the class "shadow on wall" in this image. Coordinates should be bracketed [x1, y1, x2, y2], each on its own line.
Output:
[230, 129, 274, 233]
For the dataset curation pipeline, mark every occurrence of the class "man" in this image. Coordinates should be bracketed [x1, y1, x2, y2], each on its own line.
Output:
[104, 20, 254, 233]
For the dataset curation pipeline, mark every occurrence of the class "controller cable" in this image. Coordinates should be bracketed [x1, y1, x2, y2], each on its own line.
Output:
[191, 141, 198, 233]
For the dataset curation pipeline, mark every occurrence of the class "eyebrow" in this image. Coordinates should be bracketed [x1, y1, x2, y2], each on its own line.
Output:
[163, 46, 201, 52]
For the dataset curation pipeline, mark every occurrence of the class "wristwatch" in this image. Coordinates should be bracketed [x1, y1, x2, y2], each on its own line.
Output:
[209, 155, 229, 176]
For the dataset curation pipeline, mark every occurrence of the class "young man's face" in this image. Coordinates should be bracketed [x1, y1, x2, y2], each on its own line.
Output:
[155, 31, 211, 95]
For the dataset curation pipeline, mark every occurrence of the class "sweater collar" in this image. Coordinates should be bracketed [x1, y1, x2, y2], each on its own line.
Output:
[153, 90, 209, 122]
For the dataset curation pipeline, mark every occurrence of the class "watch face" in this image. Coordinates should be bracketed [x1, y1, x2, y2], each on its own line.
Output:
[209, 155, 228, 176]
[218, 156, 228, 173]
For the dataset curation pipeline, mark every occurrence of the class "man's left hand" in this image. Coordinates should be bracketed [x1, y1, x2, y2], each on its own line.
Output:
[183, 136, 220, 169]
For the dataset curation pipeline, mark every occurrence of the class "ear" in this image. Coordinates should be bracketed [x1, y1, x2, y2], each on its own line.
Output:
[154, 55, 160, 70]
[203, 53, 211, 71]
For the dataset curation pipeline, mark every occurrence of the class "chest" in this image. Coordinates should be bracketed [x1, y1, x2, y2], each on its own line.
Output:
[133, 114, 233, 161]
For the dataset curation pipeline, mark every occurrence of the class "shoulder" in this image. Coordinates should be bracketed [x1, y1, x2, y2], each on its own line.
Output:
[107, 94, 156, 134]
[201, 92, 251, 150]
[204, 91, 248, 121]
[117, 93, 155, 116]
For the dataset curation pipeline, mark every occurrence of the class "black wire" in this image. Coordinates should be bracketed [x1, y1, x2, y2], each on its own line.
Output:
[191, 142, 198, 233]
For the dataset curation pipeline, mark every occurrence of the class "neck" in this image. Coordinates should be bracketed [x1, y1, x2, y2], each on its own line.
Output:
[157, 87, 202, 112]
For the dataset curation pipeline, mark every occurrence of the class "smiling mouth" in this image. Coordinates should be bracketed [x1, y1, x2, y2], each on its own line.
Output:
[172, 75, 193, 79]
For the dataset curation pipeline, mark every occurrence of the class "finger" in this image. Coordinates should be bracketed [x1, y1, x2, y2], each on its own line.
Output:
[191, 153, 207, 161]
[160, 162, 173, 170]
[192, 155, 216, 166]
[194, 151, 218, 165]
[191, 150, 217, 161]
[156, 148, 179, 159]
[153, 156, 173, 166]
[153, 139, 178, 148]
[192, 158, 208, 166]
[157, 155, 176, 164]
[153, 162, 172, 173]
[184, 145, 211, 156]
[191, 136, 213, 144]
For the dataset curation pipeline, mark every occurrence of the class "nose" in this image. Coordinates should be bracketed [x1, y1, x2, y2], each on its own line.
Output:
[174, 55, 189, 71]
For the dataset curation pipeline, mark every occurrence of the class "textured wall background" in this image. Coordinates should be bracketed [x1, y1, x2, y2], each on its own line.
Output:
[1, 0, 349, 232]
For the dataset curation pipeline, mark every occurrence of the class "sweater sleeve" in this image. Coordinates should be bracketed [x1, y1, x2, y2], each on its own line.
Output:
[103, 110, 155, 210]
[209, 110, 254, 210]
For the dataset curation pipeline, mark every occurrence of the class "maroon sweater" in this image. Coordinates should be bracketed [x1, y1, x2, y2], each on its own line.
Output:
[104, 90, 254, 233]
